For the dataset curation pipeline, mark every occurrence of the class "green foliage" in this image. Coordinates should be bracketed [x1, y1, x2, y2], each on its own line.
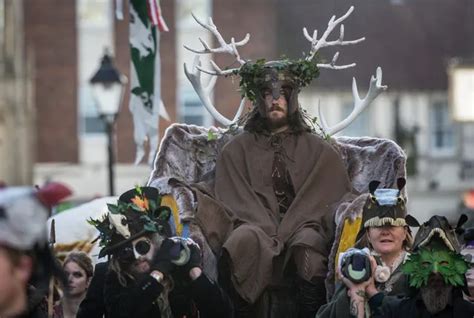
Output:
[235, 57, 320, 102]
[87, 216, 113, 248]
[207, 130, 218, 141]
[402, 245, 469, 288]
[89, 187, 171, 252]
[234, 58, 266, 102]
[107, 203, 119, 214]
[158, 207, 171, 221]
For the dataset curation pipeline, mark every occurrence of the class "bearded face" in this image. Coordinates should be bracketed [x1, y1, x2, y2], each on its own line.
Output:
[420, 274, 453, 314]
[263, 88, 289, 131]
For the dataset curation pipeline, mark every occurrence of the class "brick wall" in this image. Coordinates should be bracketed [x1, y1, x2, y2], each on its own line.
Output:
[24, 0, 78, 163]
[212, 0, 278, 125]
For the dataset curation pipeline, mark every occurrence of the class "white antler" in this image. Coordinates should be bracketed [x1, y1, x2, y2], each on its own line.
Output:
[184, 13, 250, 75]
[318, 67, 388, 136]
[303, 6, 365, 69]
[184, 56, 245, 126]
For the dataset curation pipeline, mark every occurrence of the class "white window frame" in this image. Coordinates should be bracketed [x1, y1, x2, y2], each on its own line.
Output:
[429, 98, 457, 157]
[178, 87, 213, 127]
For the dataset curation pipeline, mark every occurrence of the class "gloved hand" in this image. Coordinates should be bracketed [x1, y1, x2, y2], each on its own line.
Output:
[151, 238, 176, 274]
[181, 239, 202, 274]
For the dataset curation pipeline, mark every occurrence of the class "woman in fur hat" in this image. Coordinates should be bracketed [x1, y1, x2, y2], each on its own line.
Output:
[317, 179, 412, 318]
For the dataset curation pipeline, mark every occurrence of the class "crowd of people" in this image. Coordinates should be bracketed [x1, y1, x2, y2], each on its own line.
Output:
[1, 180, 474, 318]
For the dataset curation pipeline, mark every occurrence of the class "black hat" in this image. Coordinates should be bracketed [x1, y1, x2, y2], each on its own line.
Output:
[406, 214, 467, 253]
[89, 186, 172, 258]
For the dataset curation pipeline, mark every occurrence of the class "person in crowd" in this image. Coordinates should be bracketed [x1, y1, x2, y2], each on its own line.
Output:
[89, 186, 232, 318]
[347, 214, 474, 318]
[317, 179, 411, 318]
[59, 252, 93, 318]
[0, 183, 70, 317]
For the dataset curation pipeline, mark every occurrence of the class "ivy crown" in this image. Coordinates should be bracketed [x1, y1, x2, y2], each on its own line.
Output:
[232, 57, 320, 102]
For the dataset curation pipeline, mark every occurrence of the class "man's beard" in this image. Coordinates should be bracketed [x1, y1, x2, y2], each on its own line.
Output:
[420, 282, 453, 314]
[267, 116, 288, 130]
[129, 258, 152, 276]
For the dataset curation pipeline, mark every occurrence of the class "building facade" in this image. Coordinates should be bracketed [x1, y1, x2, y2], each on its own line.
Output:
[1, 0, 473, 223]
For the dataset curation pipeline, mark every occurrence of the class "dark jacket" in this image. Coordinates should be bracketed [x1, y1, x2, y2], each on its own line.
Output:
[103, 268, 232, 318]
[77, 261, 108, 318]
[369, 288, 474, 318]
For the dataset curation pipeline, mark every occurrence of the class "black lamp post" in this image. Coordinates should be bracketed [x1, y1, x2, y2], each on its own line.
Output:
[89, 51, 126, 196]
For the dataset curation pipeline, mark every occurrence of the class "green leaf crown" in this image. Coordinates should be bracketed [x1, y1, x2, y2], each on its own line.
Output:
[231, 57, 320, 102]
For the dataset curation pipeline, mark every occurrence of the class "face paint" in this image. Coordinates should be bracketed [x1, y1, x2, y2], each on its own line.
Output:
[402, 241, 469, 288]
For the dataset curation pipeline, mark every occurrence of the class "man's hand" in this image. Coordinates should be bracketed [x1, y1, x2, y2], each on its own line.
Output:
[339, 255, 379, 318]
[151, 238, 176, 274]
[181, 239, 203, 280]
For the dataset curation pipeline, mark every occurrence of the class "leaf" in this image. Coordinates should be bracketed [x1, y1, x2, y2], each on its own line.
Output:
[107, 203, 119, 214]
[158, 207, 171, 221]
[140, 215, 152, 222]
[135, 186, 142, 195]
[454, 258, 468, 274]
[148, 199, 157, 215]
[144, 222, 157, 232]
[131, 204, 144, 212]
[208, 130, 217, 141]
[87, 218, 98, 226]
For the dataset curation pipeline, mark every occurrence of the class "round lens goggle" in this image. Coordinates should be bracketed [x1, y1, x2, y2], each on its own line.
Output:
[117, 237, 152, 261]
[133, 238, 151, 258]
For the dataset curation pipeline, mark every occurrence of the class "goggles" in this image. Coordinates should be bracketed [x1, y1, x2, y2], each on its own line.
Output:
[117, 237, 152, 261]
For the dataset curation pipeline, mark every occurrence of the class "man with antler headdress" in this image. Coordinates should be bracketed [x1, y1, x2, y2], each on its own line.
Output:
[183, 7, 387, 317]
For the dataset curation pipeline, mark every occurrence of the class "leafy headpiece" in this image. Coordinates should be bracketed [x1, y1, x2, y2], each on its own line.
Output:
[89, 186, 172, 258]
[402, 214, 469, 288]
[236, 58, 319, 101]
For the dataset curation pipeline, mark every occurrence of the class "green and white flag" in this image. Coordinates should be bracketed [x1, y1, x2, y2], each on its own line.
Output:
[128, 0, 169, 165]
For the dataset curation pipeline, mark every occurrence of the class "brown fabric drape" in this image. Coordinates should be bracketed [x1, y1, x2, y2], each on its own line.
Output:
[195, 131, 352, 303]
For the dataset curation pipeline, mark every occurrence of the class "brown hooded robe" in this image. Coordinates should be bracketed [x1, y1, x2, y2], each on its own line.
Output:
[195, 131, 352, 303]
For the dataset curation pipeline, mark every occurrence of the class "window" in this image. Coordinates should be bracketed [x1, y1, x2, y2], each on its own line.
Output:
[430, 100, 456, 155]
[338, 100, 371, 137]
[179, 89, 212, 126]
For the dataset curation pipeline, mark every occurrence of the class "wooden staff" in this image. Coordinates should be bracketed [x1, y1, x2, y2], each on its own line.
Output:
[47, 219, 56, 318]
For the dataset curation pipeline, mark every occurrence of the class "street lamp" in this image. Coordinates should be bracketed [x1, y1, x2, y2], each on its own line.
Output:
[89, 51, 127, 196]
